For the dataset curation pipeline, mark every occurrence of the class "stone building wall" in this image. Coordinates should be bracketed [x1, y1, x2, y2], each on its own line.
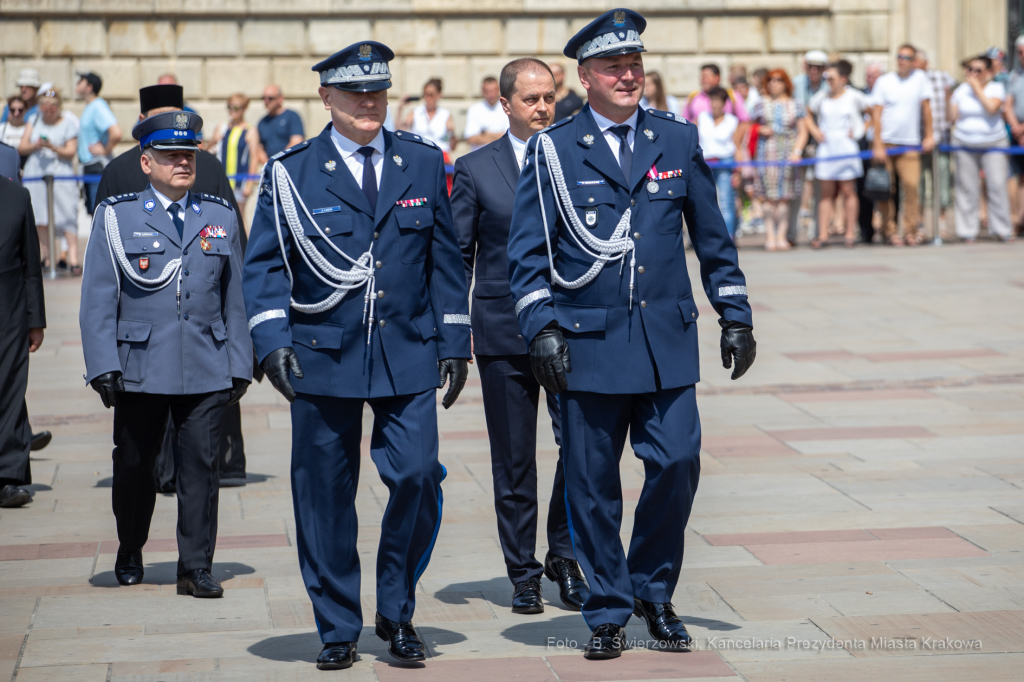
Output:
[0, 0, 1007, 158]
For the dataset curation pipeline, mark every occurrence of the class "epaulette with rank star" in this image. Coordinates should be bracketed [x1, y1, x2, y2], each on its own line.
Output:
[646, 109, 689, 125]
[393, 130, 441, 150]
[269, 140, 311, 162]
[99, 192, 138, 207]
[197, 192, 231, 209]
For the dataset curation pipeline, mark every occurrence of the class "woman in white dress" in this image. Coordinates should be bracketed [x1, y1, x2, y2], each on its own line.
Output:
[399, 78, 457, 153]
[19, 89, 80, 272]
[806, 60, 868, 248]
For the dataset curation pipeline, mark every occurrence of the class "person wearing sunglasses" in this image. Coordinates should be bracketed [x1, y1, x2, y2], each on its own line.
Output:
[950, 55, 1013, 242]
[208, 93, 259, 232]
[253, 85, 305, 172]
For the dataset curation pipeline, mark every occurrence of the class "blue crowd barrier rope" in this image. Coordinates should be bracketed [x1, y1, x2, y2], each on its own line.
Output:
[21, 143, 1024, 183]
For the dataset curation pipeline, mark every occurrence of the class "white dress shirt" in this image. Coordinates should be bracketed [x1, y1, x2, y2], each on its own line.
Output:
[151, 187, 189, 225]
[507, 131, 528, 172]
[589, 106, 639, 164]
[465, 99, 510, 150]
[330, 125, 384, 189]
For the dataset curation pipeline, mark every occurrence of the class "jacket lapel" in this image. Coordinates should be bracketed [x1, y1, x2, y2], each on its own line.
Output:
[316, 127, 373, 217]
[140, 187, 181, 248]
[181, 192, 205, 247]
[629, 108, 664, 191]
[577, 105, 626, 188]
[493, 134, 519, 194]
[374, 130, 411, 228]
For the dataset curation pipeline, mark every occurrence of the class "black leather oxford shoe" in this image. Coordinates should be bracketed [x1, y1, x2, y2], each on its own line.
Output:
[30, 431, 52, 451]
[375, 612, 426, 662]
[316, 642, 357, 670]
[0, 484, 31, 508]
[543, 552, 589, 611]
[511, 577, 544, 614]
[176, 569, 224, 598]
[584, 623, 626, 660]
[114, 547, 144, 585]
[633, 599, 692, 649]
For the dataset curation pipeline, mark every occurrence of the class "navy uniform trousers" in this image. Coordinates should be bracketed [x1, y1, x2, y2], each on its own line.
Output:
[290, 389, 444, 644]
[476, 354, 571, 583]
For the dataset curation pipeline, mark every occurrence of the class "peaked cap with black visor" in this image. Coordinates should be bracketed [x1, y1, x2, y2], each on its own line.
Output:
[313, 41, 395, 92]
[564, 8, 647, 63]
[132, 110, 203, 152]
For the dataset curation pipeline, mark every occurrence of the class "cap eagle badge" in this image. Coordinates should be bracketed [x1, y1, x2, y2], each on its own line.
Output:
[359, 44, 373, 61]
[613, 10, 626, 26]
[173, 113, 189, 130]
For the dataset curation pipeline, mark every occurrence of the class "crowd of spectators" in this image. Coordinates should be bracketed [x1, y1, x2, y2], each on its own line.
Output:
[4, 43, 1023, 269]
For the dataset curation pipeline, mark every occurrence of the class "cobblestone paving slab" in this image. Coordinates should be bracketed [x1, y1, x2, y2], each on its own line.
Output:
[3, 244, 1022, 680]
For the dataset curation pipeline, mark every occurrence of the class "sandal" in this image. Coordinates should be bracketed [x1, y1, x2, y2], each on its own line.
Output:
[844, 239, 856, 248]
[776, 240, 792, 251]
[888, 235, 905, 247]
[811, 239, 826, 249]
[70, 265, 83, 276]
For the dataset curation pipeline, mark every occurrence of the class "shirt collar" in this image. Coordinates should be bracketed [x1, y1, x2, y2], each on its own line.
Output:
[150, 186, 189, 212]
[330, 125, 385, 160]
[507, 130, 527, 167]
[589, 106, 639, 133]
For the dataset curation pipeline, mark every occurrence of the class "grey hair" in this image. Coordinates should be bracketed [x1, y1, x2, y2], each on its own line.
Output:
[499, 58, 555, 100]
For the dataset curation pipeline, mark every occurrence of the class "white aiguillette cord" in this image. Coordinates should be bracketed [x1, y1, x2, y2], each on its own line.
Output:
[533, 133, 637, 308]
[271, 161, 378, 344]
[103, 204, 183, 310]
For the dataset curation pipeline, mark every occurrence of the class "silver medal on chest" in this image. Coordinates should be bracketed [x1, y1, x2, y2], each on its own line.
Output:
[647, 180, 660, 194]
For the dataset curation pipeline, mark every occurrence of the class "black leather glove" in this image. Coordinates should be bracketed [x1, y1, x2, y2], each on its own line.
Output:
[227, 378, 250, 406]
[90, 371, 124, 409]
[720, 320, 756, 380]
[529, 322, 571, 394]
[260, 347, 303, 403]
[438, 358, 469, 410]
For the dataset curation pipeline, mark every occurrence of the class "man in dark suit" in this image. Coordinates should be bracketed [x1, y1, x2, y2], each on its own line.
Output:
[452, 58, 589, 616]
[96, 84, 252, 489]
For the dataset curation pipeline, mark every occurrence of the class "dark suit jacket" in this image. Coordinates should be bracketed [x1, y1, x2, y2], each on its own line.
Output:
[0, 143, 19, 182]
[451, 133, 529, 357]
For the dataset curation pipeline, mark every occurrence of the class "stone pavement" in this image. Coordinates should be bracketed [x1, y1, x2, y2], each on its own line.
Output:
[4, 241, 1024, 682]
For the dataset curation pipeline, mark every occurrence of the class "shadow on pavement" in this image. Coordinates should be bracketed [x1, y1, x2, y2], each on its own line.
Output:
[248, 631, 322, 663]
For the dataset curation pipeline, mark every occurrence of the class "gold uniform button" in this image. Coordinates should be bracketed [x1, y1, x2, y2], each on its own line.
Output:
[377, 290, 385, 298]
[574, 323, 580, 329]
[638, 266, 645, 274]
[375, 260, 383, 268]
[640, 300, 647, 308]
[379, 320, 386, 328]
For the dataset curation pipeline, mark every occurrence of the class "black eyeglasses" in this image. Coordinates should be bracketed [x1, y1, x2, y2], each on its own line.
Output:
[8, 107, 25, 115]
[967, 67, 986, 74]
[897, 55, 915, 62]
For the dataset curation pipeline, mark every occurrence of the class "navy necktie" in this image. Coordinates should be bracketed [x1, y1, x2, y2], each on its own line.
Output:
[357, 147, 378, 212]
[167, 202, 184, 240]
[609, 125, 633, 183]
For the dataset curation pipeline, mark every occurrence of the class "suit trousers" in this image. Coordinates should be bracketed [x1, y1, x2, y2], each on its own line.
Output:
[111, 390, 230, 576]
[155, 402, 247, 491]
[290, 390, 445, 644]
[561, 385, 701, 628]
[477, 354, 572, 584]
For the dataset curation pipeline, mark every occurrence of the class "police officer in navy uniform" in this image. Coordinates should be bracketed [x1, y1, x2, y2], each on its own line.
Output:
[452, 58, 589, 615]
[507, 9, 756, 660]
[241, 42, 471, 671]
[80, 111, 252, 598]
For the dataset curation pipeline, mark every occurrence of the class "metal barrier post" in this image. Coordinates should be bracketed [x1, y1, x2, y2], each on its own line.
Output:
[44, 174, 59, 279]
[931, 148, 942, 246]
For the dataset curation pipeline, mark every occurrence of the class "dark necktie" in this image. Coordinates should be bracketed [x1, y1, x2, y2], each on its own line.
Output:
[357, 147, 378, 212]
[609, 124, 633, 184]
[167, 202, 184, 240]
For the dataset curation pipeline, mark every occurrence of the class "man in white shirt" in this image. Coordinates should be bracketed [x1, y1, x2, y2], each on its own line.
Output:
[870, 44, 934, 245]
[464, 77, 509, 151]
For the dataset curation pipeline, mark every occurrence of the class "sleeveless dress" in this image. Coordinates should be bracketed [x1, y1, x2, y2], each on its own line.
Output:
[811, 88, 866, 181]
[751, 98, 805, 201]
[411, 105, 453, 153]
[23, 113, 79, 233]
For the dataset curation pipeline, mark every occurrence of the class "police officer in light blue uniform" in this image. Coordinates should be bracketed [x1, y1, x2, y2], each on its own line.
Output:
[241, 41, 471, 671]
[80, 110, 252, 598]
[507, 9, 757, 660]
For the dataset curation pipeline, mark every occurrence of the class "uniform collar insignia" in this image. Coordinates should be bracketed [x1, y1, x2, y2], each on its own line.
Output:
[191, 201, 201, 214]
[393, 155, 402, 167]
[644, 129, 654, 140]
[583, 134, 595, 145]
[325, 159, 337, 171]
[143, 199, 155, 212]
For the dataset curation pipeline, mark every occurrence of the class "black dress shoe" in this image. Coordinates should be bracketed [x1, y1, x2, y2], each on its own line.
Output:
[633, 599, 692, 649]
[218, 477, 247, 488]
[114, 548, 144, 585]
[316, 642, 357, 670]
[375, 612, 425, 662]
[512, 577, 544, 614]
[584, 623, 626, 660]
[30, 431, 52, 451]
[176, 569, 224, 598]
[543, 552, 590, 611]
[0, 484, 30, 508]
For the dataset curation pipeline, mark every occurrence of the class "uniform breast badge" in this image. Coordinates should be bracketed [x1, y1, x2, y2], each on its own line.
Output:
[192, 201, 201, 214]
[583, 134, 595, 146]
[393, 155, 403, 167]
[585, 209, 597, 227]
[644, 129, 654, 140]
[396, 197, 428, 208]
[325, 160, 337, 171]
[199, 225, 227, 252]
[139, 257, 149, 271]
[143, 199, 155, 212]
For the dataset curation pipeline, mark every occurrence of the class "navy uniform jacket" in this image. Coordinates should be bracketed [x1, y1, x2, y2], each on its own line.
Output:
[451, 134, 528, 357]
[507, 105, 752, 394]
[80, 187, 253, 394]
[242, 124, 471, 399]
